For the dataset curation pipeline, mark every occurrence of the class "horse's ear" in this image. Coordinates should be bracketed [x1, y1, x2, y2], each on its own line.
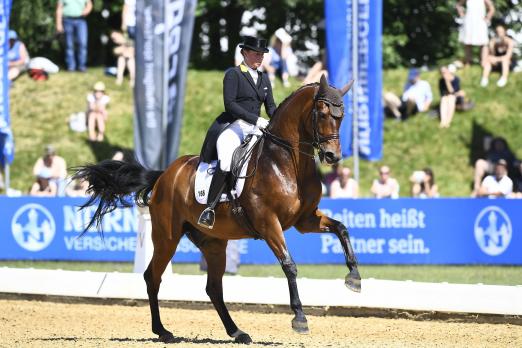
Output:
[319, 74, 328, 88]
[340, 80, 354, 96]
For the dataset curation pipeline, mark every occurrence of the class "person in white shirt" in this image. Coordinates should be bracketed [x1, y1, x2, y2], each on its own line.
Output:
[87, 81, 110, 142]
[329, 166, 359, 199]
[478, 159, 513, 198]
[371, 165, 400, 199]
[383, 68, 433, 120]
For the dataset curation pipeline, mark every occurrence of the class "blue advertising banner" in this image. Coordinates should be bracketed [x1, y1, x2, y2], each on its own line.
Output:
[0, 197, 520, 264]
[0, 0, 14, 166]
[325, 0, 383, 160]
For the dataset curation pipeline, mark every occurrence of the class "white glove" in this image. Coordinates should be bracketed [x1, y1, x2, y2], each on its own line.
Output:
[256, 117, 269, 129]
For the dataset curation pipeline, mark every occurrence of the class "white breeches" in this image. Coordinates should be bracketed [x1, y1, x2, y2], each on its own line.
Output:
[216, 119, 258, 171]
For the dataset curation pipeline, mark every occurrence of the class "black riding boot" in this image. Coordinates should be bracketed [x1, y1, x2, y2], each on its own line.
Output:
[197, 165, 229, 229]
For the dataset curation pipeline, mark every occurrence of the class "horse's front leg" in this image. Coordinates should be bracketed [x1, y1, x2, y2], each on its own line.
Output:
[264, 228, 309, 334]
[295, 209, 361, 292]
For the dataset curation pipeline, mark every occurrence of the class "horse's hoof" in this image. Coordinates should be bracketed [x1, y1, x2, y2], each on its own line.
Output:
[291, 317, 309, 334]
[345, 269, 362, 293]
[234, 333, 252, 344]
[158, 332, 176, 343]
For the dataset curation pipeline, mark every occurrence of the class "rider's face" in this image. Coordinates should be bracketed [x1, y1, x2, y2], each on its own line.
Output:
[243, 49, 265, 70]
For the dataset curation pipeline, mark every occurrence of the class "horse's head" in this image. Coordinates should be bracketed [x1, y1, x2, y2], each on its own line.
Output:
[311, 75, 353, 164]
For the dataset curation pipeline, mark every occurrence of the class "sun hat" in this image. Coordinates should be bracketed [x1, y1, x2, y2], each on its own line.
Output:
[93, 81, 106, 92]
[44, 144, 56, 156]
[8, 30, 17, 40]
[37, 168, 53, 179]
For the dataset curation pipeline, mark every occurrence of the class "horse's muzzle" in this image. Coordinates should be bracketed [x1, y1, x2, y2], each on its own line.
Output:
[323, 151, 340, 164]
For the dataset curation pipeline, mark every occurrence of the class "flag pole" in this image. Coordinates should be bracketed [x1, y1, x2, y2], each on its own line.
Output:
[4, 164, 9, 193]
[352, 0, 359, 182]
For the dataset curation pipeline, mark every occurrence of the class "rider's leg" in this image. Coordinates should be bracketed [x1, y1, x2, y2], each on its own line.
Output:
[198, 122, 243, 229]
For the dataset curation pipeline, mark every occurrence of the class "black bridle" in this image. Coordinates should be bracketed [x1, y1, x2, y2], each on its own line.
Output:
[263, 94, 343, 159]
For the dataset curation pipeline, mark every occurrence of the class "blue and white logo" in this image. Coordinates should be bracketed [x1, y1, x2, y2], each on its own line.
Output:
[474, 206, 512, 256]
[11, 203, 56, 251]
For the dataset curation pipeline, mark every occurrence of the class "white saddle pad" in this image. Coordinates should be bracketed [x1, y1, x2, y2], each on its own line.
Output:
[194, 134, 260, 204]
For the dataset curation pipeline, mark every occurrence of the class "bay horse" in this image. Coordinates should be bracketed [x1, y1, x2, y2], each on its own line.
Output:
[74, 75, 360, 344]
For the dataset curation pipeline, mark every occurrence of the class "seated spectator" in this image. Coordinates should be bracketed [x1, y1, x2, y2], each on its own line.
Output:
[371, 165, 400, 198]
[330, 166, 359, 198]
[8, 30, 30, 81]
[383, 68, 433, 120]
[410, 167, 439, 198]
[472, 136, 516, 196]
[111, 31, 135, 86]
[33, 145, 67, 195]
[478, 159, 513, 198]
[30, 168, 57, 197]
[438, 66, 472, 128]
[87, 81, 110, 142]
[481, 24, 515, 88]
[263, 28, 297, 88]
[323, 162, 340, 195]
[302, 50, 328, 85]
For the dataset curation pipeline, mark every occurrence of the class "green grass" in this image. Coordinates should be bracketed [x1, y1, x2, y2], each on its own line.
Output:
[6, 66, 522, 196]
[1, 261, 520, 285]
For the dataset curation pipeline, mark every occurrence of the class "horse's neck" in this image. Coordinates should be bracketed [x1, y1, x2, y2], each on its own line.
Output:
[264, 86, 317, 178]
[270, 86, 316, 150]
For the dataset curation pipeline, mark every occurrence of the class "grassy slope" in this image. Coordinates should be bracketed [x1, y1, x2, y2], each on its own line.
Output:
[8, 66, 522, 196]
[1, 261, 520, 285]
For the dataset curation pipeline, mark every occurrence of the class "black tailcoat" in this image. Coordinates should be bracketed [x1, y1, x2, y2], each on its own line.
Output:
[200, 64, 276, 163]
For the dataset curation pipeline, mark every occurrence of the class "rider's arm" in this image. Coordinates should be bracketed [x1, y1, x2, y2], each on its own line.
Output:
[264, 76, 277, 117]
[223, 69, 260, 125]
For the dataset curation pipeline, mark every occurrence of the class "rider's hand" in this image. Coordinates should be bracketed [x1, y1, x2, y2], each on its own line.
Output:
[256, 117, 269, 129]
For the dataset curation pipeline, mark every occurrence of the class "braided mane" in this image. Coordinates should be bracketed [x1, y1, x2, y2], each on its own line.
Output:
[271, 83, 318, 121]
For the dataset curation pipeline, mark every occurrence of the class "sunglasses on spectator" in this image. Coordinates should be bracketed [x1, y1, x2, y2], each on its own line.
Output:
[380, 171, 390, 175]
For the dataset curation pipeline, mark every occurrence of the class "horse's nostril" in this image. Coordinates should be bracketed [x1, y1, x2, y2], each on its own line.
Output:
[325, 151, 338, 162]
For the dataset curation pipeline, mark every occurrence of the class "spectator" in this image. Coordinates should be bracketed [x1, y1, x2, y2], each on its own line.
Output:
[111, 31, 135, 86]
[56, 0, 93, 72]
[302, 50, 328, 85]
[330, 166, 359, 198]
[371, 165, 400, 198]
[478, 159, 513, 198]
[438, 66, 470, 128]
[87, 81, 110, 142]
[323, 162, 340, 195]
[456, 0, 495, 67]
[480, 24, 516, 87]
[8, 30, 30, 81]
[263, 28, 297, 88]
[33, 145, 67, 195]
[65, 177, 89, 197]
[30, 168, 58, 197]
[383, 68, 433, 120]
[410, 168, 439, 198]
[122, 0, 136, 40]
[472, 136, 516, 196]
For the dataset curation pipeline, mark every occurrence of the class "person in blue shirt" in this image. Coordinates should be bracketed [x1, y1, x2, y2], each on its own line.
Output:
[8, 30, 30, 81]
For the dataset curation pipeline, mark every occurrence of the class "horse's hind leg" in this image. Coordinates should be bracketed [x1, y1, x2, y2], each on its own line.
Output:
[144, 219, 181, 343]
[185, 226, 252, 344]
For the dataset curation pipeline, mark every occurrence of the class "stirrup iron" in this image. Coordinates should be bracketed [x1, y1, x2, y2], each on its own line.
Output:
[198, 207, 216, 229]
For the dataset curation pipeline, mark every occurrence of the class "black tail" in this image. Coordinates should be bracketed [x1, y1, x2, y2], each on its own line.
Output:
[72, 159, 164, 234]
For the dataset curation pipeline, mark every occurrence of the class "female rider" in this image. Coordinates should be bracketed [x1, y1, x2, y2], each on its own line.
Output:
[198, 36, 277, 229]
